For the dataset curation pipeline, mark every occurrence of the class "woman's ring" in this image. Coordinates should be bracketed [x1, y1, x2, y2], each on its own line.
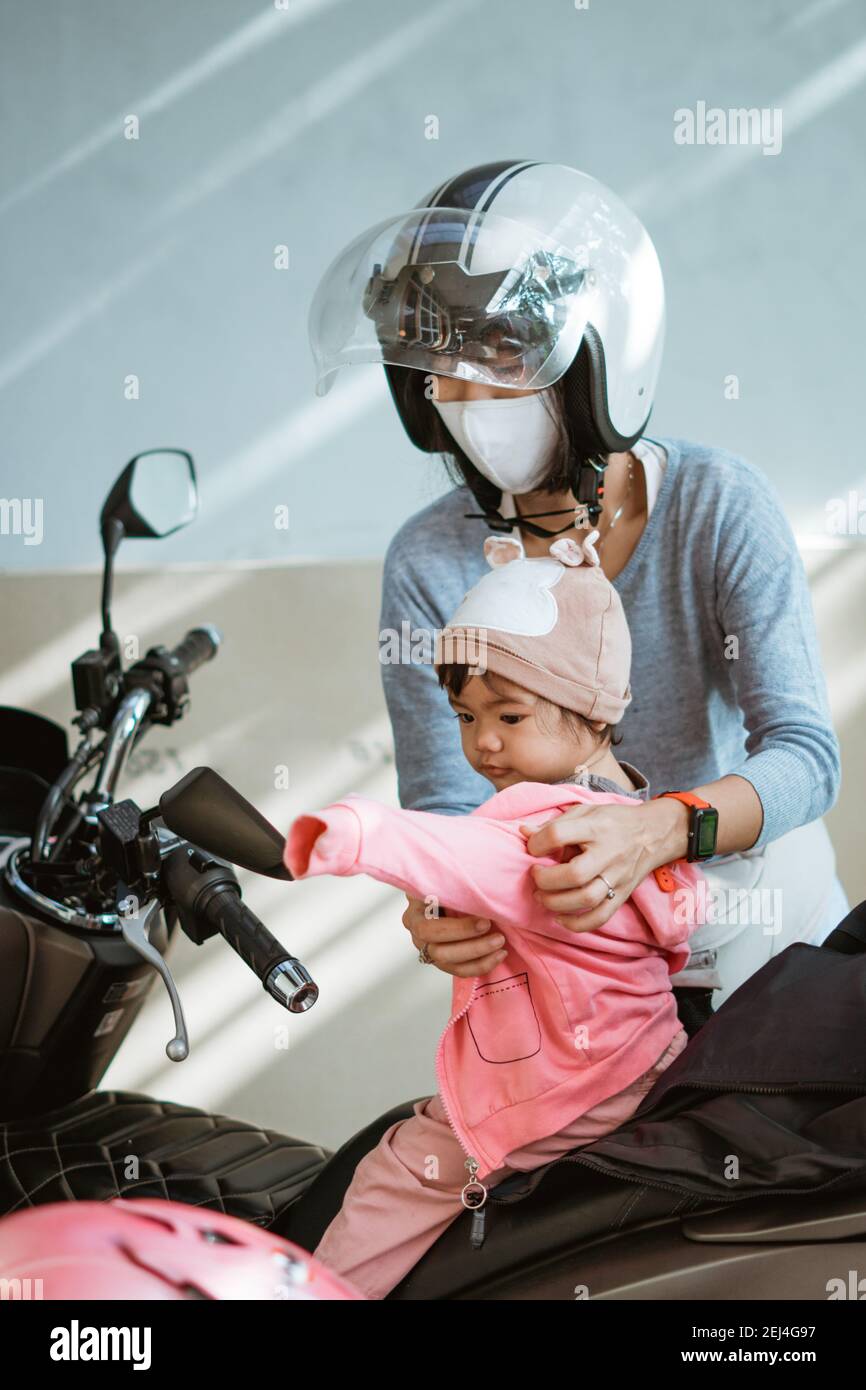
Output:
[418, 944, 434, 965]
[598, 874, 616, 900]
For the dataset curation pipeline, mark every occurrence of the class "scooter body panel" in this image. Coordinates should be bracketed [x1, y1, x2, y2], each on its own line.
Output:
[0, 876, 169, 1121]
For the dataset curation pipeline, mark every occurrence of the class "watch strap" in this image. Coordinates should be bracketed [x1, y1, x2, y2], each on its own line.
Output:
[652, 791, 717, 887]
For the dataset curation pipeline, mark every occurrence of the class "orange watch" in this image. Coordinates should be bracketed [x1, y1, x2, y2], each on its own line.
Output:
[651, 791, 719, 892]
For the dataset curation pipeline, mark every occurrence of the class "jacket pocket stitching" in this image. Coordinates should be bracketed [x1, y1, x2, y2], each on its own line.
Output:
[468, 972, 542, 1064]
[474, 981, 533, 1000]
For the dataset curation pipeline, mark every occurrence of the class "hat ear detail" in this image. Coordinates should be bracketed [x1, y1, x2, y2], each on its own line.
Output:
[483, 534, 526, 567]
[549, 529, 601, 568]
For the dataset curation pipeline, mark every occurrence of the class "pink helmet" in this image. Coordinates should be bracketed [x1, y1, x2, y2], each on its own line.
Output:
[0, 1198, 366, 1301]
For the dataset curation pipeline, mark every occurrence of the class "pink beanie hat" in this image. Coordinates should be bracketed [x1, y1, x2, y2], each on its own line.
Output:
[434, 530, 633, 724]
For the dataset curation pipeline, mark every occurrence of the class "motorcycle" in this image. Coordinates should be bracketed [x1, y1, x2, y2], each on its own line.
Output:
[1, 449, 865, 1301]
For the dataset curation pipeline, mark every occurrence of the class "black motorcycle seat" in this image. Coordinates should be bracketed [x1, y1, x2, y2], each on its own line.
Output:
[275, 1095, 721, 1299]
[0, 1088, 332, 1230]
[391, 1157, 714, 1300]
[277, 1081, 866, 1300]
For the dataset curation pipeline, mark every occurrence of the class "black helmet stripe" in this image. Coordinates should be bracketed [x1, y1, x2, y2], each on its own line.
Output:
[407, 160, 539, 268]
[429, 159, 537, 212]
[461, 160, 540, 268]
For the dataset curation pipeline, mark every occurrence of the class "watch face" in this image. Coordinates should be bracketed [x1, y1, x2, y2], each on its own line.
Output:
[696, 808, 719, 857]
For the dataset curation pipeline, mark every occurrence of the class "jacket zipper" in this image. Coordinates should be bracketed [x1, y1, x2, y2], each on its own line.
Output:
[478, 1079, 866, 1222]
[434, 984, 491, 1249]
[526, 1142, 866, 1209]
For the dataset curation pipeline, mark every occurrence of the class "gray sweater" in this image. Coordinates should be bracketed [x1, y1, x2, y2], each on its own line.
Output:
[378, 434, 841, 849]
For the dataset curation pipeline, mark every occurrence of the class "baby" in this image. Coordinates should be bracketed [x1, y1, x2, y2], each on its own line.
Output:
[283, 530, 705, 1300]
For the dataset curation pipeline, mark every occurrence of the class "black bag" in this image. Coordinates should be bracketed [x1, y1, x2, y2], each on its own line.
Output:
[526, 906, 866, 1206]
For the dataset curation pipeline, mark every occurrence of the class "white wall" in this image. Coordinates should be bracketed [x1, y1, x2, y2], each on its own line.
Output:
[2, 0, 866, 572]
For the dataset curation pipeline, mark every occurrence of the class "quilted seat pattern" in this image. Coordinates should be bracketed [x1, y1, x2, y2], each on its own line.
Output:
[0, 1089, 332, 1227]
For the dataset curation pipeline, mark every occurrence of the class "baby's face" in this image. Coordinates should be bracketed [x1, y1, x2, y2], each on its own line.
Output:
[446, 673, 601, 791]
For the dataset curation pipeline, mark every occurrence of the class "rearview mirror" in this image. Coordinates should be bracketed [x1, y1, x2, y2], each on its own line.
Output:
[97, 448, 198, 651]
[101, 448, 197, 540]
[159, 766, 293, 881]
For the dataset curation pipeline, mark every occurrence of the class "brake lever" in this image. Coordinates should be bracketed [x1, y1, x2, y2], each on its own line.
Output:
[118, 895, 189, 1061]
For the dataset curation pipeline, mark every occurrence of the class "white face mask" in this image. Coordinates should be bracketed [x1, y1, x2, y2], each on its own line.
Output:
[431, 390, 561, 494]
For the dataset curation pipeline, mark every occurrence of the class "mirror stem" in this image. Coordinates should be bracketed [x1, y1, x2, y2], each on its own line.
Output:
[100, 516, 125, 647]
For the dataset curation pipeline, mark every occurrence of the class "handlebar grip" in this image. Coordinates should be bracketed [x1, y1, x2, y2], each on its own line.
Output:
[203, 886, 318, 1013]
[168, 625, 222, 678]
[205, 887, 283, 975]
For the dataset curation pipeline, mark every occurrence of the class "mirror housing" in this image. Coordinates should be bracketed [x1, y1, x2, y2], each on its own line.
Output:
[100, 448, 197, 542]
[159, 767, 293, 881]
[97, 449, 198, 652]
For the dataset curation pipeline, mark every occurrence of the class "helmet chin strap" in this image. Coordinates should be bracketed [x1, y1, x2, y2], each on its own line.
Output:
[463, 455, 609, 538]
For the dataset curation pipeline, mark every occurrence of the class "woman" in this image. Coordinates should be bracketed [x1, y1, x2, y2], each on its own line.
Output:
[307, 159, 847, 1018]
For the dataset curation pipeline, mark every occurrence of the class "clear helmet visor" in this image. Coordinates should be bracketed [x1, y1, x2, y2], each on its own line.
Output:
[308, 206, 600, 397]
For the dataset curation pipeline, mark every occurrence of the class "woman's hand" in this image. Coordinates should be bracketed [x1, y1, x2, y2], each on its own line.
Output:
[402, 896, 508, 978]
[520, 799, 689, 932]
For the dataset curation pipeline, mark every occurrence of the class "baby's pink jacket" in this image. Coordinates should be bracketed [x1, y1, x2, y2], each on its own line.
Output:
[284, 781, 706, 1182]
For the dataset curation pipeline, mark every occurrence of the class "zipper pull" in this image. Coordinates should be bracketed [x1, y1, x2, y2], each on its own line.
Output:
[461, 1157, 489, 1250]
[469, 1207, 487, 1249]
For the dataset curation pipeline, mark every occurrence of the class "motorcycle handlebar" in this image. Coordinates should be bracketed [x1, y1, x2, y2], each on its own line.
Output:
[168, 625, 222, 678]
[203, 885, 319, 1015]
[88, 626, 222, 808]
[161, 844, 318, 1015]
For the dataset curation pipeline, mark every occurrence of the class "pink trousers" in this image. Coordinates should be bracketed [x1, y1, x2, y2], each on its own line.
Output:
[312, 1026, 689, 1299]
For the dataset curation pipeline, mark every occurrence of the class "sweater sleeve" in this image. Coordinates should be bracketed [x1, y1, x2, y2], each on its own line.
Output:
[713, 460, 841, 848]
[284, 795, 553, 925]
[378, 526, 495, 816]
